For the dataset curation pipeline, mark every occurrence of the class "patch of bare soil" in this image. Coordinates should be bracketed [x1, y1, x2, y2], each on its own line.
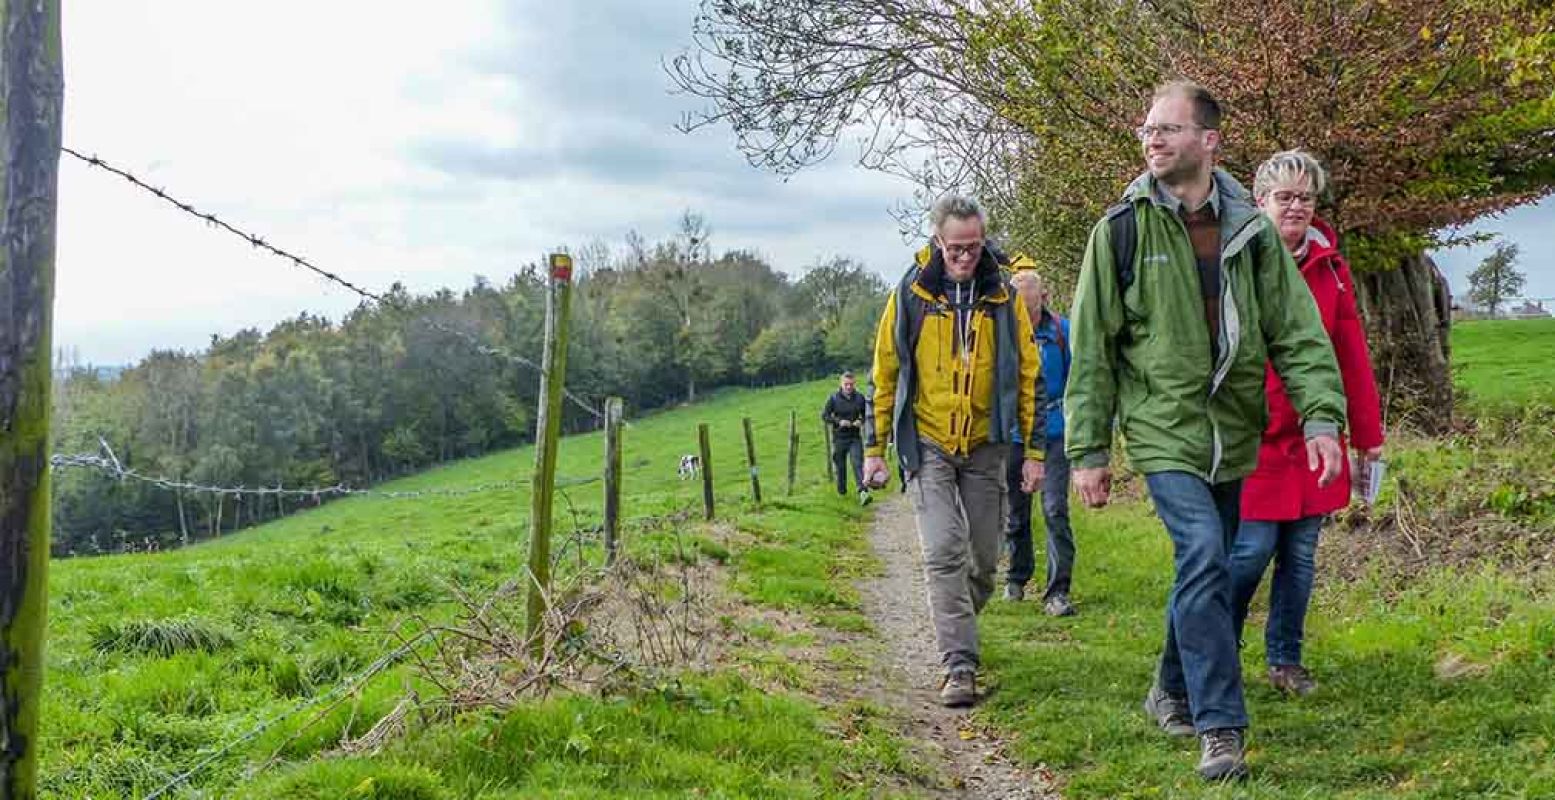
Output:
[857, 493, 1060, 799]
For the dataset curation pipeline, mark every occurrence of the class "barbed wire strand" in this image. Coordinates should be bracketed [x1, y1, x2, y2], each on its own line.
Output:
[50, 451, 601, 501]
[60, 146, 606, 420]
[142, 630, 436, 800]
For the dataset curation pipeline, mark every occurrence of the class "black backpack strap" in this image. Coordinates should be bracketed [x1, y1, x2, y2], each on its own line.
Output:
[1106, 201, 1137, 295]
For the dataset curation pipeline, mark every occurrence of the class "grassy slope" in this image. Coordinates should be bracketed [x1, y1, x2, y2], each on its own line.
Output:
[1453, 318, 1555, 409]
[42, 380, 916, 799]
[976, 318, 1555, 797]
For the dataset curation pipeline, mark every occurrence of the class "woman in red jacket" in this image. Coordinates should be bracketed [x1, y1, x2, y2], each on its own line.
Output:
[1230, 150, 1385, 697]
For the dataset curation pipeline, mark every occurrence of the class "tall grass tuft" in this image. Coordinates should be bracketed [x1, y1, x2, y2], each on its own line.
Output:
[91, 618, 234, 657]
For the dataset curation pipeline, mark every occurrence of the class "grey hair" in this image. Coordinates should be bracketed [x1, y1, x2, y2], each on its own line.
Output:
[930, 195, 984, 233]
[1253, 149, 1328, 201]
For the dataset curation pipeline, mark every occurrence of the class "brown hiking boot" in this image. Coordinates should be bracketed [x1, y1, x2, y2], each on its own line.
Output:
[1268, 664, 1317, 696]
[938, 667, 977, 708]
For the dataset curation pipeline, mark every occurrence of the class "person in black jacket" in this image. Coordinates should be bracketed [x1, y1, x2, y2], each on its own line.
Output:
[822, 371, 871, 504]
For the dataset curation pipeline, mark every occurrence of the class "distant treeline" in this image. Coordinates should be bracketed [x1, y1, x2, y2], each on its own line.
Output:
[53, 217, 888, 555]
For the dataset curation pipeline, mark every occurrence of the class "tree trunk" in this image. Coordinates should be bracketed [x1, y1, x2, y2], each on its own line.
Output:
[1355, 252, 1454, 434]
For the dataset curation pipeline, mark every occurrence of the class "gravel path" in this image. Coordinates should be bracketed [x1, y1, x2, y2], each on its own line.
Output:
[859, 492, 1059, 799]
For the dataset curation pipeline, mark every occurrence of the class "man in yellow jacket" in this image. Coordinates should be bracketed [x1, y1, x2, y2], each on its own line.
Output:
[863, 195, 1045, 707]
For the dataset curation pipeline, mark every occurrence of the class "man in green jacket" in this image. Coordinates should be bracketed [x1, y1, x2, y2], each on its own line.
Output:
[1065, 81, 1347, 782]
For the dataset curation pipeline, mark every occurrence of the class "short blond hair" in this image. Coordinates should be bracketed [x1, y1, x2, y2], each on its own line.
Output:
[1253, 149, 1328, 201]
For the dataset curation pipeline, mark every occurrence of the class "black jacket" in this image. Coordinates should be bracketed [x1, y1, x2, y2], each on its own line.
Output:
[823, 389, 867, 441]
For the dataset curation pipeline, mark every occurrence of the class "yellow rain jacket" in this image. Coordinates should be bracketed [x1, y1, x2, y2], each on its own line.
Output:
[866, 245, 1043, 472]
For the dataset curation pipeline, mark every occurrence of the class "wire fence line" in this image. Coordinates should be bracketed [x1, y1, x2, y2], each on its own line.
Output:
[61, 146, 608, 420]
[50, 448, 601, 502]
[141, 629, 438, 800]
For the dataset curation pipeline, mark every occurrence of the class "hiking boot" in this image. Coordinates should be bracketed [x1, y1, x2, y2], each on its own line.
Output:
[1268, 664, 1317, 697]
[1143, 685, 1195, 737]
[1197, 727, 1249, 781]
[938, 667, 977, 708]
[858, 489, 873, 506]
[1004, 583, 1025, 602]
[1043, 593, 1076, 617]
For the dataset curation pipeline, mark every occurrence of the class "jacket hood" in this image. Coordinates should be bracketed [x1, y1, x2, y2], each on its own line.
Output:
[1123, 168, 1261, 233]
[1301, 217, 1340, 264]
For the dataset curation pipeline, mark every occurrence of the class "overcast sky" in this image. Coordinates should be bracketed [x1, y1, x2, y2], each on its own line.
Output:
[57, 1, 1553, 365]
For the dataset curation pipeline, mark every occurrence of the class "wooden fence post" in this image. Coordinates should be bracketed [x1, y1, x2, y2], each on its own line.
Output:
[525, 253, 574, 651]
[698, 423, 715, 520]
[742, 417, 762, 504]
[602, 397, 623, 566]
[786, 411, 798, 496]
[0, 1, 63, 794]
[822, 420, 834, 483]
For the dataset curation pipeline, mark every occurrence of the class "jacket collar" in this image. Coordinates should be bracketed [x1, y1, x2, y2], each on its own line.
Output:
[1123, 168, 1261, 237]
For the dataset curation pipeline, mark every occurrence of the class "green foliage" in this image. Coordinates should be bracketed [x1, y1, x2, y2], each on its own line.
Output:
[1466, 241, 1528, 317]
[52, 218, 886, 555]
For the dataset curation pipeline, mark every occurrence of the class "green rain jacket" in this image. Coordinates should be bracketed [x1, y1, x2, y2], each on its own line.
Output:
[1064, 169, 1346, 482]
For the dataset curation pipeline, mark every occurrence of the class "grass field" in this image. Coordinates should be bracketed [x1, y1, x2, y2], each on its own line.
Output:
[1452, 317, 1555, 409]
[42, 379, 918, 799]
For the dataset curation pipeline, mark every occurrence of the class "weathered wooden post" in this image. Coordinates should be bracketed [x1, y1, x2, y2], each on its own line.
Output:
[697, 423, 714, 520]
[786, 410, 798, 496]
[822, 420, 834, 482]
[525, 253, 574, 652]
[1, 1, 63, 794]
[602, 396, 623, 566]
[742, 417, 762, 504]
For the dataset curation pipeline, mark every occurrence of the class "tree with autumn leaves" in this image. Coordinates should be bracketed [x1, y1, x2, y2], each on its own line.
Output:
[672, 0, 1555, 431]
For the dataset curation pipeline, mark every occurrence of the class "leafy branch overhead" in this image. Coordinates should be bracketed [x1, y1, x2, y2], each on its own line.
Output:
[672, 0, 1555, 274]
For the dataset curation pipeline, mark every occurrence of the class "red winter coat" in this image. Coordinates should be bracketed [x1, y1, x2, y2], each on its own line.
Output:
[1241, 219, 1384, 521]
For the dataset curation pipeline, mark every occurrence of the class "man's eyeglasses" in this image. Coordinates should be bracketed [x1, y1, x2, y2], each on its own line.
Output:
[940, 241, 983, 260]
[1134, 123, 1206, 141]
[1269, 190, 1317, 208]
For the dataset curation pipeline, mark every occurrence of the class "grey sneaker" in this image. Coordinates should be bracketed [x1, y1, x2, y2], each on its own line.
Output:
[1043, 593, 1076, 617]
[938, 667, 977, 708]
[1197, 727, 1249, 781]
[1143, 685, 1195, 737]
[858, 489, 873, 506]
[1268, 664, 1317, 696]
[1004, 583, 1025, 602]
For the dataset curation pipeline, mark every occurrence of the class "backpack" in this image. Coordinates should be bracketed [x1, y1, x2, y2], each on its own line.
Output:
[1105, 201, 1264, 295]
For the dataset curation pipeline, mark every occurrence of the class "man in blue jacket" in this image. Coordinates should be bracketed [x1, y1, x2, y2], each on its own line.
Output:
[1004, 270, 1076, 616]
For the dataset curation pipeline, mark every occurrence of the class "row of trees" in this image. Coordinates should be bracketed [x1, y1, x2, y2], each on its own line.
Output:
[671, 0, 1555, 429]
[52, 215, 888, 556]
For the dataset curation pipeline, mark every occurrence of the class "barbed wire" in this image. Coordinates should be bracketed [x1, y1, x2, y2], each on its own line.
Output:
[61, 146, 387, 304]
[61, 146, 607, 420]
[142, 629, 437, 800]
[50, 448, 601, 501]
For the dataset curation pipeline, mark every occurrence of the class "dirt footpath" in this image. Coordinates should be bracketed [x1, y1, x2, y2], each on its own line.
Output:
[858, 492, 1059, 799]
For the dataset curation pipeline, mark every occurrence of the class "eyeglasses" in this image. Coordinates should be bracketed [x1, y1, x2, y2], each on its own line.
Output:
[1269, 190, 1317, 208]
[1134, 123, 1206, 141]
[940, 241, 983, 260]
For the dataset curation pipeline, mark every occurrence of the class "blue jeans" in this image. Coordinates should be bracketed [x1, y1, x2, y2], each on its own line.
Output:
[1230, 516, 1323, 667]
[1003, 439, 1074, 599]
[1145, 471, 1248, 732]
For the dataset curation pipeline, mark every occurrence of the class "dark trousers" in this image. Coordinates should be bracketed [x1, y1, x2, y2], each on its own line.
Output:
[1003, 439, 1075, 599]
[832, 436, 864, 494]
[1145, 471, 1249, 733]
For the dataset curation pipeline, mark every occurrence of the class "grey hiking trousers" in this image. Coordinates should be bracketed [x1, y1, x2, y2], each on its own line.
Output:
[908, 442, 1008, 671]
